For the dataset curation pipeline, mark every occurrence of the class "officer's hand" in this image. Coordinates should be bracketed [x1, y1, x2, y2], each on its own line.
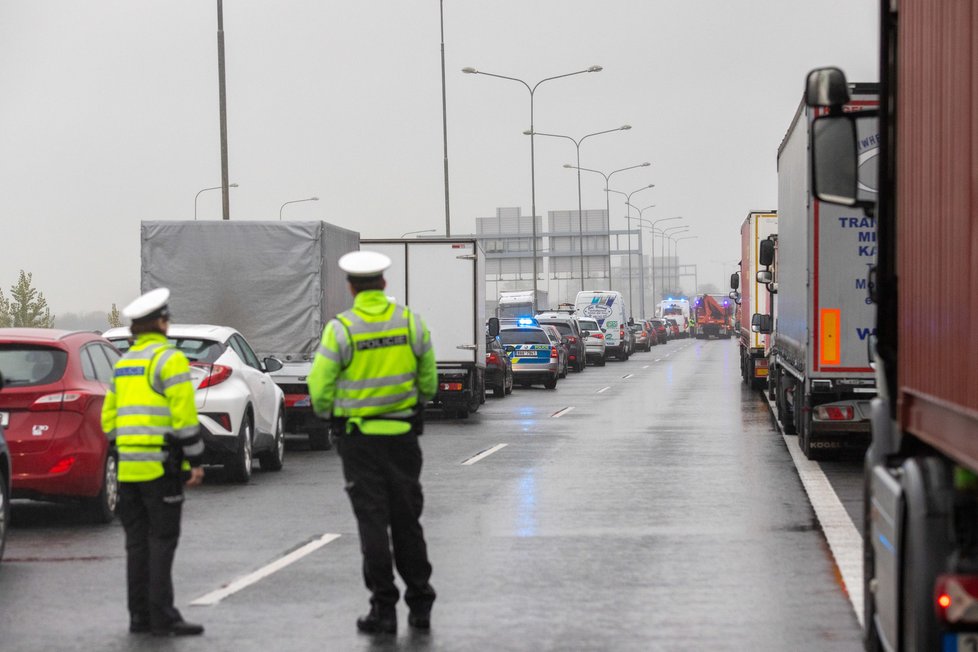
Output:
[185, 467, 205, 487]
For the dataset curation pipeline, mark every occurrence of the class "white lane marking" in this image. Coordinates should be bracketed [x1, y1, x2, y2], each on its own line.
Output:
[654, 358, 662, 362]
[191, 533, 341, 606]
[462, 443, 508, 465]
[622, 374, 634, 379]
[642, 365, 649, 369]
[778, 417, 864, 626]
[597, 386, 611, 394]
[551, 406, 575, 418]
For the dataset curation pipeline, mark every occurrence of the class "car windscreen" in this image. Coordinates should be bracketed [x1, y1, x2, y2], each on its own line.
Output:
[499, 329, 550, 345]
[578, 319, 599, 331]
[170, 338, 226, 364]
[0, 345, 69, 387]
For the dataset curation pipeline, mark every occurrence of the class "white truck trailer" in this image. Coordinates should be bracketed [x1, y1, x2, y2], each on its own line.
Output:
[495, 289, 549, 319]
[363, 238, 487, 419]
[140, 220, 359, 450]
[766, 86, 879, 459]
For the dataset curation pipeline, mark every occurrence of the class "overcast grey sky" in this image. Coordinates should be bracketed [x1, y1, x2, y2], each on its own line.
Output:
[0, 1, 878, 315]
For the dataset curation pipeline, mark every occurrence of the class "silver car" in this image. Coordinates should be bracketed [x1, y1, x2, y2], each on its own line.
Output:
[577, 317, 607, 366]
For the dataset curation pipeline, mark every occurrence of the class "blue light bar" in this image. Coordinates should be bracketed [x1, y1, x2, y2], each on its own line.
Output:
[517, 317, 536, 326]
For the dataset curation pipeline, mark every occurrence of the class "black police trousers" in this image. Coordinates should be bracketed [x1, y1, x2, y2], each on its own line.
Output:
[118, 476, 185, 628]
[337, 431, 436, 613]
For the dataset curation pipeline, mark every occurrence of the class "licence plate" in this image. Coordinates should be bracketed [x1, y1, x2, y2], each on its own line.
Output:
[514, 350, 539, 357]
[0, 411, 7, 427]
[945, 632, 978, 651]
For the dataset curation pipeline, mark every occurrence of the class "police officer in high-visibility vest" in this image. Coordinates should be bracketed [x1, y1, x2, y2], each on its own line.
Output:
[307, 251, 438, 635]
[101, 288, 206, 637]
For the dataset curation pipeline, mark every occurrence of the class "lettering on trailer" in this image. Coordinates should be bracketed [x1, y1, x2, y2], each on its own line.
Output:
[836, 216, 878, 257]
[856, 327, 877, 341]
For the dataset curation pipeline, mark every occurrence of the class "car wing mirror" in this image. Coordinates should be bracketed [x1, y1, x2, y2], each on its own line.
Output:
[263, 356, 284, 373]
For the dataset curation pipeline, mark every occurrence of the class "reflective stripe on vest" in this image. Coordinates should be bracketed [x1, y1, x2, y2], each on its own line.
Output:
[112, 339, 178, 482]
[332, 302, 420, 419]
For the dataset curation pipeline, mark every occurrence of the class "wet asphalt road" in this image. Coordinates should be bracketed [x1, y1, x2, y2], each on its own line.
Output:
[0, 338, 863, 651]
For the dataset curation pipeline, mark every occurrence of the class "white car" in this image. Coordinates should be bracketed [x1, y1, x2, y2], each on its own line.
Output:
[103, 325, 286, 483]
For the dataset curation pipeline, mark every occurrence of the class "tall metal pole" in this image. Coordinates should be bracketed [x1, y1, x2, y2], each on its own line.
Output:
[439, 0, 451, 236]
[462, 65, 602, 312]
[575, 145, 584, 292]
[217, 0, 230, 220]
[569, 162, 650, 293]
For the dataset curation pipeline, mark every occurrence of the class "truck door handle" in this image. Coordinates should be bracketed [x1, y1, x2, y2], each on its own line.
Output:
[457, 345, 477, 350]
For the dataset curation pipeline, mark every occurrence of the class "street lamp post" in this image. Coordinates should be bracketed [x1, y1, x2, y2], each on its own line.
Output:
[216, 0, 231, 220]
[463, 64, 603, 312]
[439, 0, 451, 236]
[674, 236, 699, 294]
[566, 162, 650, 291]
[662, 225, 689, 295]
[605, 185, 654, 315]
[648, 216, 682, 301]
[526, 125, 630, 294]
[279, 196, 319, 220]
[195, 183, 238, 220]
[626, 205, 657, 317]
[401, 228, 437, 238]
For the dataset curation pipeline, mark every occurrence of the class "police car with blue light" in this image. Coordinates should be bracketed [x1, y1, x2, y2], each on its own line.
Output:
[498, 318, 560, 390]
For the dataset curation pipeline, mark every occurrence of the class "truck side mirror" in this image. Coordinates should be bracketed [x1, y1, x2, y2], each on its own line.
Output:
[730, 272, 739, 290]
[805, 67, 851, 108]
[751, 313, 773, 335]
[628, 317, 635, 326]
[728, 290, 740, 305]
[487, 317, 500, 337]
[811, 114, 860, 206]
[759, 239, 775, 267]
[756, 270, 773, 284]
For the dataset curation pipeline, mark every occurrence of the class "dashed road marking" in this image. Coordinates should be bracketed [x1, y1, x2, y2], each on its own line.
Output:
[654, 359, 661, 362]
[462, 443, 508, 466]
[597, 386, 611, 394]
[642, 365, 649, 369]
[622, 373, 634, 379]
[191, 533, 341, 606]
[551, 406, 575, 418]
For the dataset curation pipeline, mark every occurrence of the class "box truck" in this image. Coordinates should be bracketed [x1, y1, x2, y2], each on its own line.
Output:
[765, 87, 879, 460]
[140, 220, 359, 450]
[496, 289, 549, 319]
[733, 211, 777, 389]
[364, 239, 487, 419]
[805, 3, 978, 647]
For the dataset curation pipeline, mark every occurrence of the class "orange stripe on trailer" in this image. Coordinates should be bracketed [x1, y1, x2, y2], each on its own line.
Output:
[820, 309, 841, 366]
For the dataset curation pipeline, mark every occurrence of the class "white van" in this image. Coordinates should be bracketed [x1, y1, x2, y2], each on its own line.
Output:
[574, 290, 630, 360]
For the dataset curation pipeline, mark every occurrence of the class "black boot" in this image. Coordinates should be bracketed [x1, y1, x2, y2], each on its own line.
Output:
[408, 609, 430, 630]
[356, 605, 397, 635]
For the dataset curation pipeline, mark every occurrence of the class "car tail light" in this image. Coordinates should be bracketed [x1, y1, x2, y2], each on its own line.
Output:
[48, 456, 77, 474]
[193, 364, 233, 389]
[620, 327, 625, 339]
[935, 575, 978, 624]
[30, 391, 91, 413]
[487, 353, 499, 364]
[815, 405, 854, 420]
[551, 347, 558, 358]
[439, 382, 463, 391]
[593, 332, 604, 340]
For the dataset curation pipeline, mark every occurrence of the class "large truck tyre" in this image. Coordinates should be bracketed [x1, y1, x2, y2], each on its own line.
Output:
[863, 452, 883, 652]
[899, 458, 954, 652]
[797, 401, 819, 460]
[776, 371, 796, 434]
[308, 425, 332, 451]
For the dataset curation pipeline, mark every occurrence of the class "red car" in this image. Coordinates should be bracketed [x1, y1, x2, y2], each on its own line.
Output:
[0, 329, 120, 522]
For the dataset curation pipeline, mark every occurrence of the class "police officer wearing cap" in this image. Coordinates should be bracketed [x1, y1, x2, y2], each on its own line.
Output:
[101, 288, 206, 637]
[307, 251, 438, 635]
